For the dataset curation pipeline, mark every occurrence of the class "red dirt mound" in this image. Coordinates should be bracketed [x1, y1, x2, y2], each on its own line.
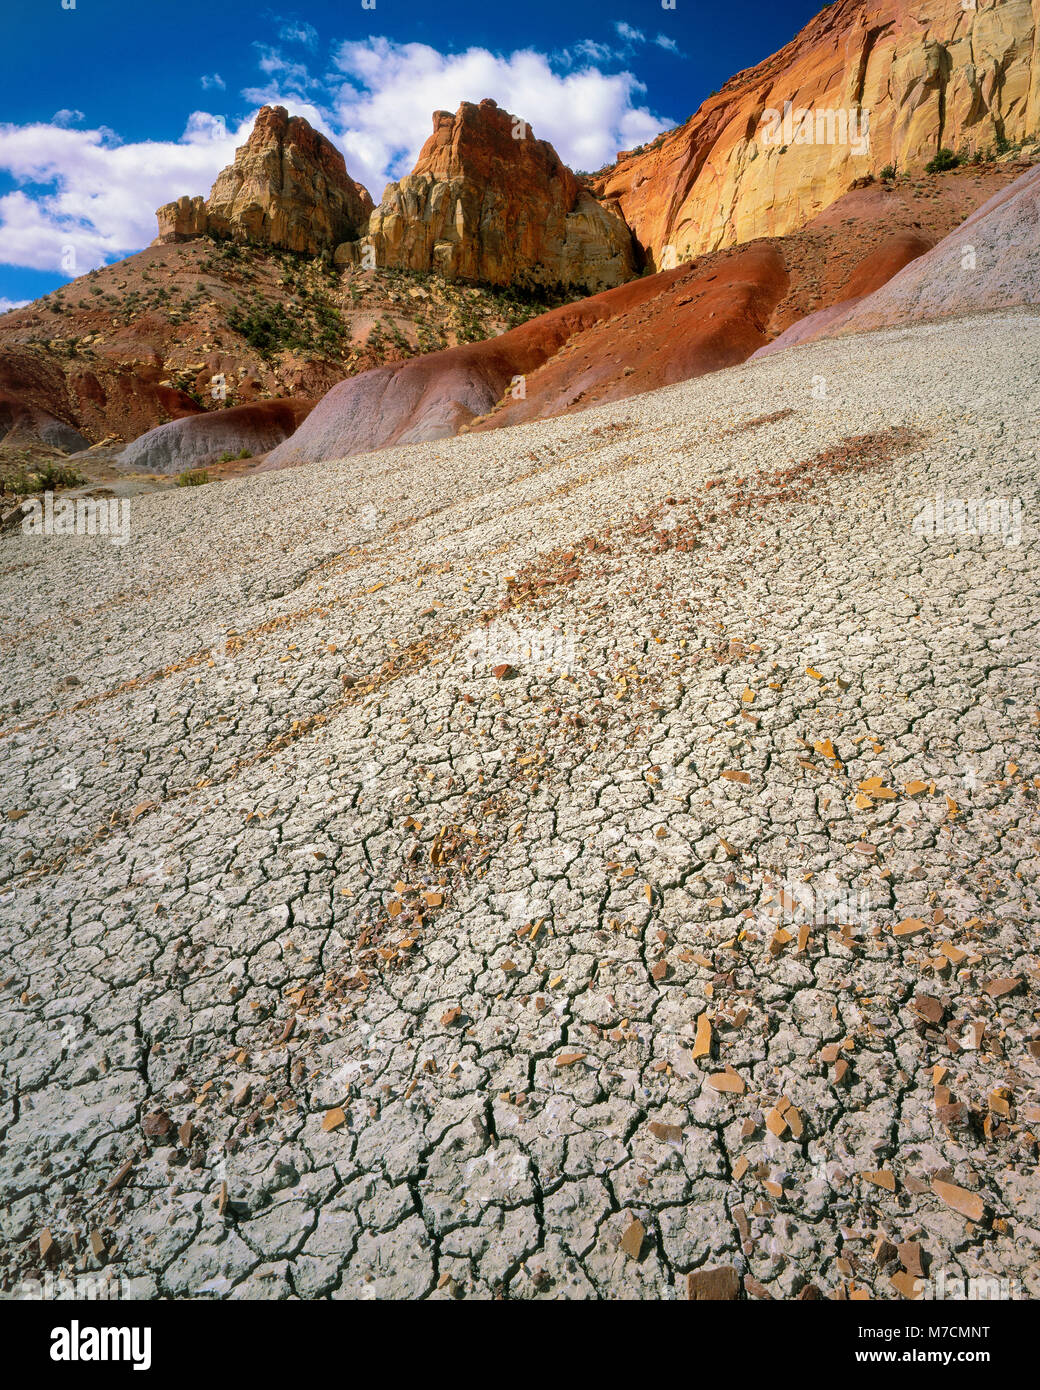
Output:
[0, 390, 89, 453]
[265, 271, 691, 465]
[473, 242, 788, 431]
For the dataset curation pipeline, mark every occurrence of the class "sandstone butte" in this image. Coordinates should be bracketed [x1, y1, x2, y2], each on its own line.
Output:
[347, 98, 636, 291]
[156, 105, 374, 256]
[593, 0, 1040, 268]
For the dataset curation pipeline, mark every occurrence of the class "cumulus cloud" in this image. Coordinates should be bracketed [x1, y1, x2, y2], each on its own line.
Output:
[279, 20, 318, 47]
[0, 296, 29, 314]
[0, 115, 246, 273]
[0, 30, 674, 276]
[329, 38, 670, 193]
[200, 73, 226, 91]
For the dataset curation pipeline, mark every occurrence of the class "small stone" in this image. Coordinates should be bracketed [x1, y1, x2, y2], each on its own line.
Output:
[687, 1265, 740, 1300]
[620, 1218, 645, 1260]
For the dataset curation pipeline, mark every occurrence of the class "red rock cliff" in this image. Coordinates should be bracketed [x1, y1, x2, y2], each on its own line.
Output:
[359, 99, 635, 290]
[157, 106, 373, 255]
[595, 0, 1040, 267]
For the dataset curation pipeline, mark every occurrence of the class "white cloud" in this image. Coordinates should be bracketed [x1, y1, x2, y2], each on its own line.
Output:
[614, 23, 645, 44]
[252, 44, 318, 90]
[655, 35, 680, 53]
[329, 39, 670, 193]
[200, 74, 226, 91]
[0, 296, 29, 314]
[52, 109, 84, 128]
[569, 40, 615, 64]
[0, 115, 247, 273]
[279, 20, 318, 47]
[0, 32, 674, 276]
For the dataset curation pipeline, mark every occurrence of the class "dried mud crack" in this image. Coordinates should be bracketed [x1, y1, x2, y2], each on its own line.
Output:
[1, 311, 1039, 1301]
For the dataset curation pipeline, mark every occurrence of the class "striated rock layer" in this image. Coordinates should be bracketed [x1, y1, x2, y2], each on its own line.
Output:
[357, 99, 636, 290]
[157, 106, 373, 254]
[594, 0, 1040, 267]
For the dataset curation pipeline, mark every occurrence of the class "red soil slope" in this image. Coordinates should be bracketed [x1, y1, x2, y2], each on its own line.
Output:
[270, 164, 1020, 464]
[756, 160, 1040, 354]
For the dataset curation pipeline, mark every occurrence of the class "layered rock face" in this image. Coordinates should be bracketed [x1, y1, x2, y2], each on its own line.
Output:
[595, 0, 1040, 267]
[360, 99, 635, 290]
[157, 106, 373, 254]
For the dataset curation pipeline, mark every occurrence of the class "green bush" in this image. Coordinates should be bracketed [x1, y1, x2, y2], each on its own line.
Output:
[879, 164, 896, 181]
[226, 297, 293, 356]
[925, 147, 960, 174]
[176, 468, 209, 487]
[1, 463, 84, 495]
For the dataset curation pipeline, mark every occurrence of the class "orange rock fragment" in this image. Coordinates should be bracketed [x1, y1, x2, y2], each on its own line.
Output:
[861, 1170, 896, 1192]
[932, 1178, 984, 1222]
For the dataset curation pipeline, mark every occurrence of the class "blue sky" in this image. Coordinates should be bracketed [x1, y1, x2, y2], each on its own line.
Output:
[1, 0, 821, 308]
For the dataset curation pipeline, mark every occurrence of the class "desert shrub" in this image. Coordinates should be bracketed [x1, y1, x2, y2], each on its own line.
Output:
[1, 464, 83, 495]
[925, 147, 960, 173]
[879, 164, 896, 181]
[226, 296, 293, 356]
[176, 468, 209, 487]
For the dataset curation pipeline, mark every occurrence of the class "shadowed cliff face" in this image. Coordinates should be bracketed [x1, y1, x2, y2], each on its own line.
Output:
[157, 105, 374, 255]
[359, 99, 636, 291]
[594, 0, 1040, 267]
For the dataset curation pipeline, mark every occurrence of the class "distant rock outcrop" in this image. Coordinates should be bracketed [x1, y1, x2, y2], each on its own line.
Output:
[352, 99, 636, 290]
[594, 0, 1040, 267]
[157, 106, 373, 255]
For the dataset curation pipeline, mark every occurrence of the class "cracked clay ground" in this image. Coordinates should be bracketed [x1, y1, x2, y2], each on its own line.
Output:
[1, 309, 1039, 1300]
